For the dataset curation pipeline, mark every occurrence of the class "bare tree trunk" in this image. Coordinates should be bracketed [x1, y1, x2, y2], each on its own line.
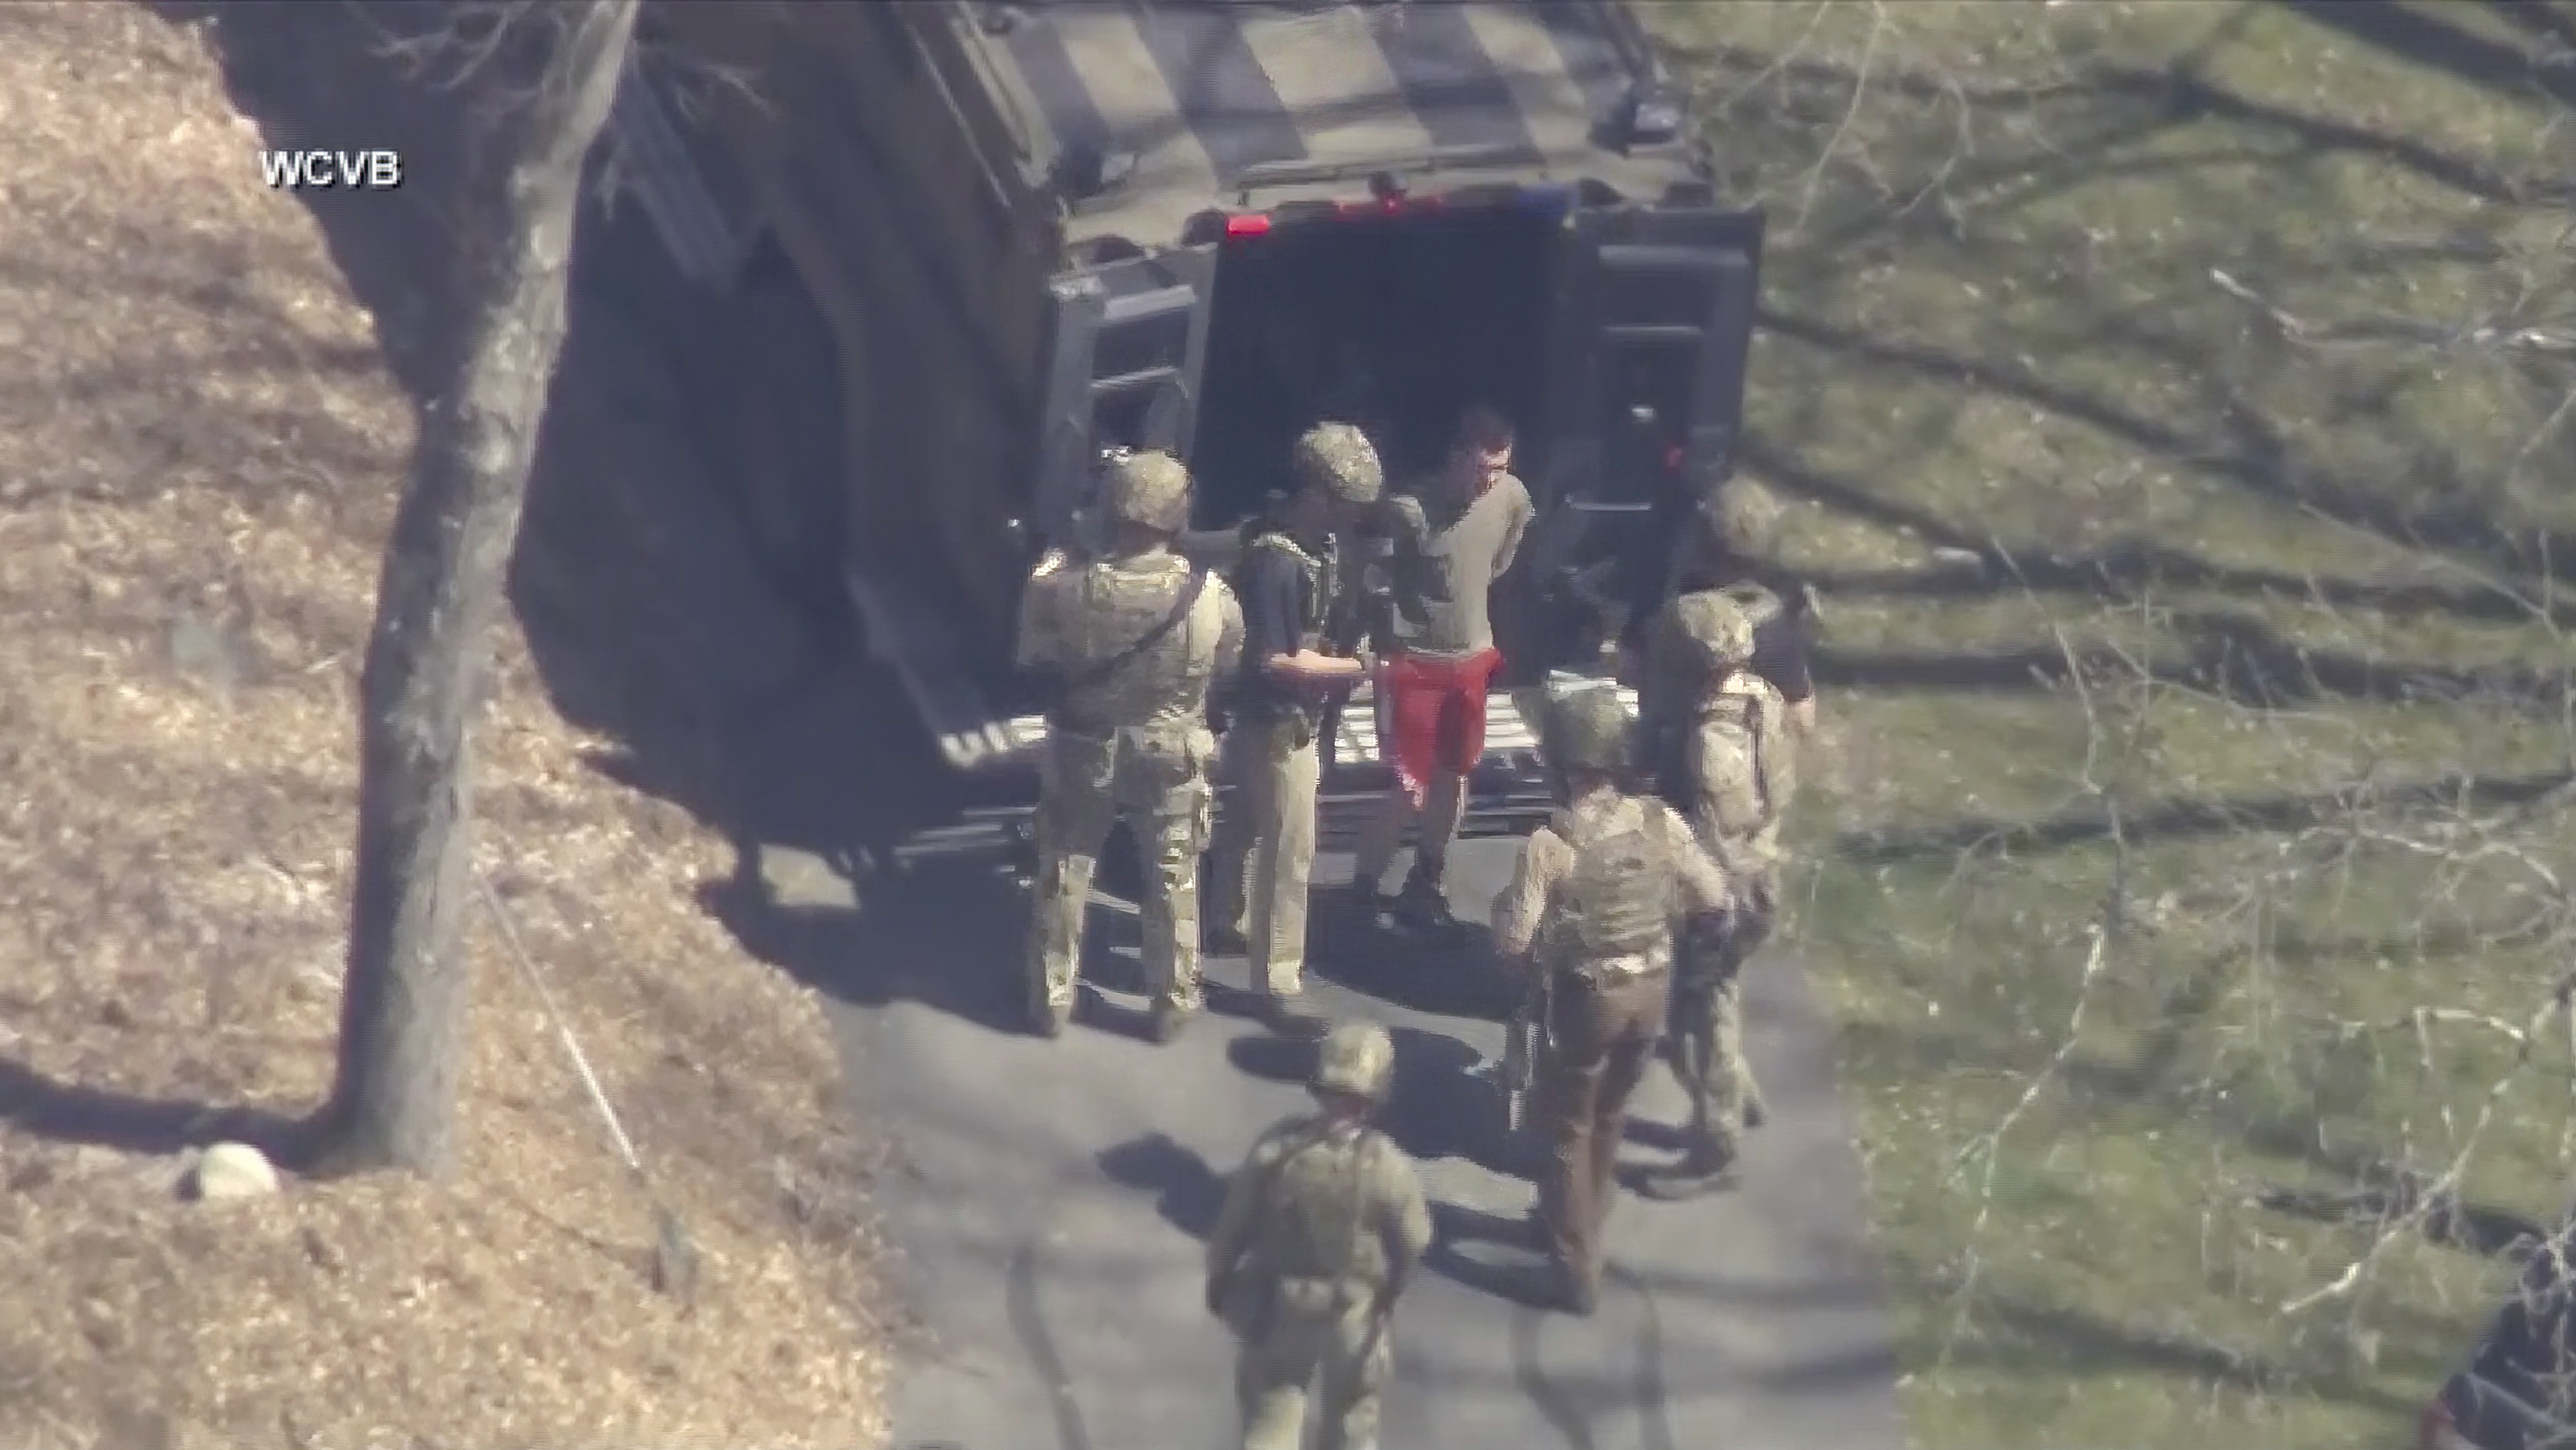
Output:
[321, 0, 641, 1178]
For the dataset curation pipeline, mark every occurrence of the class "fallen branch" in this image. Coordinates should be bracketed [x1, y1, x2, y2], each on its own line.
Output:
[2211, 268, 2576, 356]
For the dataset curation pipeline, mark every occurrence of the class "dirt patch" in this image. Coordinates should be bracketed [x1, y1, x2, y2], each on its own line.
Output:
[0, 5, 886, 1446]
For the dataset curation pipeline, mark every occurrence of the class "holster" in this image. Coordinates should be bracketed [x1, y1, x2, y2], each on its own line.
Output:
[1681, 900, 1772, 993]
[1213, 1268, 1281, 1338]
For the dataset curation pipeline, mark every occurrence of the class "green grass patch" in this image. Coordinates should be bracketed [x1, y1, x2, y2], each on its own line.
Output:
[1647, 3, 2576, 1445]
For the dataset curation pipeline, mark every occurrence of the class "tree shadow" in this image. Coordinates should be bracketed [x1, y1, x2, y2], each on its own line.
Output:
[1802, 547, 2576, 630]
[0, 1056, 320, 1169]
[1812, 630, 2565, 708]
[1760, 309, 2576, 594]
[160, 0, 1064, 1046]
[1835, 1001, 2552, 1270]
[2483, 0, 2576, 56]
[1926, 1288, 2430, 1413]
[1665, 31, 2555, 215]
[2282, 0, 2576, 110]
[2253, 1169, 2552, 1262]
[1694, 25, 2576, 679]
[1831, 765, 2574, 865]
[696, 849, 1031, 1038]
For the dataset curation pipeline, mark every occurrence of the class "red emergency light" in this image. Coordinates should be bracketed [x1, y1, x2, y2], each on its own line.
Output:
[1216, 188, 1480, 241]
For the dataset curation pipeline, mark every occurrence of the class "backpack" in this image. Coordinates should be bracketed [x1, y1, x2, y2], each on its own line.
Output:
[1690, 674, 1793, 844]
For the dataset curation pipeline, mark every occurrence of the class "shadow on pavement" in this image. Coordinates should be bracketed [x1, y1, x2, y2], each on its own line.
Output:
[1307, 909, 1512, 1021]
[1220, 1022, 1519, 1169]
[697, 852, 1033, 1037]
[1426, 1203, 1556, 1310]
[1094, 1131, 1229, 1241]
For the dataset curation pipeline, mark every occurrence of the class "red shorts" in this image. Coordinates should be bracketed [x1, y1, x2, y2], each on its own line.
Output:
[1375, 648, 1504, 806]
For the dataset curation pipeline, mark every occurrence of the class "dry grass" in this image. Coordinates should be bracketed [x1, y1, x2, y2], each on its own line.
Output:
[1644, 2, 2576, 1447]
[0, 5, 886, 1446]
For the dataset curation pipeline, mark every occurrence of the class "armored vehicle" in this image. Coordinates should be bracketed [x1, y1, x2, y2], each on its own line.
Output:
[615, 0, 1764, 842]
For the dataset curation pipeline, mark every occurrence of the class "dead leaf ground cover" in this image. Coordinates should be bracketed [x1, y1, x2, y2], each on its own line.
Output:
[1644, 3, 2576, 1447]
[0, 5, 886, 1447]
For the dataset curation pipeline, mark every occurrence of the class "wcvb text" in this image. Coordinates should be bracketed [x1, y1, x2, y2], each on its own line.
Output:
[258, 148, 404, 191]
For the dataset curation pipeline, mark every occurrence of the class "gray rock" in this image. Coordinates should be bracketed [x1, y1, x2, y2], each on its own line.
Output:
[184, 1141, 280, 1201]
[168, 611, 263, 697]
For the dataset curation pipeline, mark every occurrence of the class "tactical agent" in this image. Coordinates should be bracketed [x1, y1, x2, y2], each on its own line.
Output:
[1489, 687, 1733, 1313]
[1016, 450, 1244, 1041]
[1207, 423, 1383, 1037]
[1643, 591, 1796, 1197]
[1205, 1020, 1432, 1450]
[1633, 481, 1819, 743]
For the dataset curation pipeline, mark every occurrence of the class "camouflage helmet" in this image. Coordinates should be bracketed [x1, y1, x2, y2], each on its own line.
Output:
[1543, 684, 1635, 776]
[1670, 589, 1757, 674]
[1103, 449, 1193, 534]
[1312, 1019, 1396, 1102]
[1291, 422, 1384, 505]
[1712, 482, 1785, 562]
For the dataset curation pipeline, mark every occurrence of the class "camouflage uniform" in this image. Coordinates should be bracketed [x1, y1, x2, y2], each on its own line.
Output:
[1489, 688, 1733, 1310]
[1651, 592, 1796, 1183]
[1642, 481, 1819, 738]
[1209, 425, 1384, 1022]
[1016, 451, 1243, 1039]
[1667, 481, 1785, 602]
[1206, 1021, 1432, 1450]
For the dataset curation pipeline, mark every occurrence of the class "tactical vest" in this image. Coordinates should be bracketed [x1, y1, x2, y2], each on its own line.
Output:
[1253, 1120, 1390, 1293]
[1690, 674, 1792, 848]
[1538, 795, 1676, 970]
[1054, 554, 1224, 736]
[1241, 528, 1335, 650]
[1232, 527, 1340, 738]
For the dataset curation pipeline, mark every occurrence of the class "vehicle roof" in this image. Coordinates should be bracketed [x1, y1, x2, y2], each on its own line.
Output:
[959, 0, 1697, 246]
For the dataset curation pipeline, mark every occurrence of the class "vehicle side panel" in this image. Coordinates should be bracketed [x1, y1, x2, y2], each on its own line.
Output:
[660, 1, 1063, 652]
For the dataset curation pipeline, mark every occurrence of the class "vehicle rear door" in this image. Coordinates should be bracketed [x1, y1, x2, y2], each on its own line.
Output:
[1031, 247, 1218, 552]
[1518, 203, 1766, 671]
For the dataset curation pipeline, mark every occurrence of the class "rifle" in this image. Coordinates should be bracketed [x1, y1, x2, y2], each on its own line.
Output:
[1499, 966, 1549, 1136]
[1355, 1268, 1403, 1366]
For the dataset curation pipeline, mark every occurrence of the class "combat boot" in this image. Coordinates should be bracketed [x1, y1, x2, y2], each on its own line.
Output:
[1635, 1140, 1737, 1201]
[1544, 1254, 1599, 1317]
[1391, 867, 1457, 932]
[1034, 996, 1075, 1039]
[1146, 1000, 1192, 1044]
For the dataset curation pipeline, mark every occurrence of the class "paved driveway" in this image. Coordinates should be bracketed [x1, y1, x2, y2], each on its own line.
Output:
[817, 833, 1907, 1450]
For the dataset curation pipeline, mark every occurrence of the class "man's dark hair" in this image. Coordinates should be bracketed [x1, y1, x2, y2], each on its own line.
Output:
[1453, 402, 1516, 453]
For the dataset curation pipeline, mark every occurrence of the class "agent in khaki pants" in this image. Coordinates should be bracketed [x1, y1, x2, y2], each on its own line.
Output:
[1207, 423, 1384, 1037]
